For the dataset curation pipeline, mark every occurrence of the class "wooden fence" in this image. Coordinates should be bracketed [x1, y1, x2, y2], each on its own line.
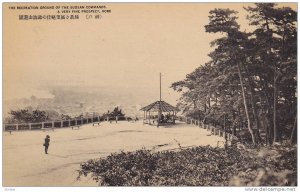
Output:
[3, 116, 104, 132]
[181, 117, 238, 142]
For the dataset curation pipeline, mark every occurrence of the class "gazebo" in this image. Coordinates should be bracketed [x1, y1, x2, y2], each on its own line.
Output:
[140, 100, 178, 126]
[140, 73, 179, 126]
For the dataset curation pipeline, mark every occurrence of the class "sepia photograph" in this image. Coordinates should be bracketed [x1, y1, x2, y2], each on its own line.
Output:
[2, 1, 298, 191]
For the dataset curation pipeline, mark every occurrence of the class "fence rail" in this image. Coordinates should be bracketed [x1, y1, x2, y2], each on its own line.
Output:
[181, 117, 238, 142]
[3, 116, 104, 132]
[4, 116, 238, 142]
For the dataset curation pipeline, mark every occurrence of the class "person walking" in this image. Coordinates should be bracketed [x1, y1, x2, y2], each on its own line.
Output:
[43, 135, 50, 154]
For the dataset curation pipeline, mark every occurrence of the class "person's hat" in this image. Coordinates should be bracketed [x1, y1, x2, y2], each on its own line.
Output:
[46, 135, 50, 138]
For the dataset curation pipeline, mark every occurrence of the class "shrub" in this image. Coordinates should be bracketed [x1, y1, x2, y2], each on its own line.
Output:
[77, 145, 297, 186]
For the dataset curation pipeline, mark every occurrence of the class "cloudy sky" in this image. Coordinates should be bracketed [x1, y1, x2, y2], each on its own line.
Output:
[3, 3, 296, 105]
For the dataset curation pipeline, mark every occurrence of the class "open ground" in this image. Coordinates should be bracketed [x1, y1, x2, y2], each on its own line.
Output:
[3, 121, 224, 186]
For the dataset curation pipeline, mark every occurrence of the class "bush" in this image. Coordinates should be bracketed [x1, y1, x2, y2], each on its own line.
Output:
[230, 144, 297, 186]
[77, 145, 297, 186]
[78, 146, 238, 186]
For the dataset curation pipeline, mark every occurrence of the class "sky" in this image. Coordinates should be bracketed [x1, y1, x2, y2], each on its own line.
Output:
[3, 3, 297, 105]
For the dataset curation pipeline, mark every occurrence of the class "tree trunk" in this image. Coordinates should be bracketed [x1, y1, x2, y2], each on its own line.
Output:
[245, 66, 262, 143]
[223, 114, 226, 131]
[237, 62, 256, 145]
[265, 18, 275, 145]
[232, 110, 237, 136]
[290, 115, 297, 144]
[260, 78, 273, 145]
[204, 98, 207, 113]
[273, 71, 278, 143]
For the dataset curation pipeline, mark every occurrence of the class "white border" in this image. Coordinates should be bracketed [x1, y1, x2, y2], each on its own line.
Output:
[1, 0, 299, 192]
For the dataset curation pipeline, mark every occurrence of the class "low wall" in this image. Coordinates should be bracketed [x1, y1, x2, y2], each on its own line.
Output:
[3, 116, 103, 132]
[183, 117, 238, 142]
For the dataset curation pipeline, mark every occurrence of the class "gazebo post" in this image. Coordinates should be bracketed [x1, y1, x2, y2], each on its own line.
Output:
[173, 110, 175, 123]
[158, 102, 161, 125]
[145, 111, 147, 123]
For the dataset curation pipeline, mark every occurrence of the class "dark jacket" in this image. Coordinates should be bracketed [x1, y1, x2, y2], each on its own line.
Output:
[44, 138, 50, 146]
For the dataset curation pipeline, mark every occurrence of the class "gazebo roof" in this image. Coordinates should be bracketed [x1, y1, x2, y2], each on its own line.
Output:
[140, 101, 179, 112]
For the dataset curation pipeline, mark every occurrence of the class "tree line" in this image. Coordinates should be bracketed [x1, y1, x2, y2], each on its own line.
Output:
[6, 106, 126, 123]
[171, 3, 297, 146]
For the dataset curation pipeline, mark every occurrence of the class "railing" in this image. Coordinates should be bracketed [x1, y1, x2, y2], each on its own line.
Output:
[181, 117, 238, 142]
[3, 116, 104, 132]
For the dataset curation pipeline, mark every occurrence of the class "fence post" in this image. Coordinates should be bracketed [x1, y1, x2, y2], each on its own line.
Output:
[16, 124, 19, 131]
[61, 121, 63, 127]
[52, 121, 54, 128]
[42, 122, 44, 129]
[97, 116, 100, 122]
[75, 119, 77, 126]
[68, 119, 71, 127]
[29, 123, 32, 130]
